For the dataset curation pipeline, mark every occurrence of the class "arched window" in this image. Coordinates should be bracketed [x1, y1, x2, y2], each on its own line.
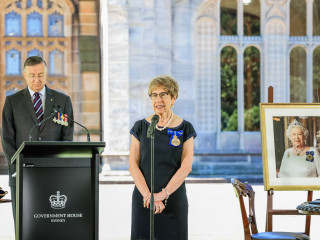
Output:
[28, 48, 43, 58]
[5, 11, 21, 36]
[244, 0, 260, 36]
[27, 11, 43, 36]
[244, 46, 260, 131]
[6, 49, 21, 75]
[48, 12, 64, 36]
[290, 47, 307, 102]
[290, 0, 306, 36]
[221, 46, 237, 131]
[220, 0, 237, 36]
[313, 46, 320, 102]
[314, 0, 320, 36]
[49, 49, 64, 75]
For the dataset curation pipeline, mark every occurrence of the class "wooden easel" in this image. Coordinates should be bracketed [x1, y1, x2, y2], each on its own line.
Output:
[265, 86, 313, 235]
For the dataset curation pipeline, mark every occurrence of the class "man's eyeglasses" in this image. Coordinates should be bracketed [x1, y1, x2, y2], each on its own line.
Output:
[29, 74, 45, 80]
[149, 92, 169, 100]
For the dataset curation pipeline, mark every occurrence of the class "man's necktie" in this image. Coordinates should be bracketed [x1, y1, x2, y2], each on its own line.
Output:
[33, 92, 43, 123]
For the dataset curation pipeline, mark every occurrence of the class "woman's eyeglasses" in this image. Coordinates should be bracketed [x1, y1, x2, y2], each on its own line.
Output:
[149, 92, 169, 100]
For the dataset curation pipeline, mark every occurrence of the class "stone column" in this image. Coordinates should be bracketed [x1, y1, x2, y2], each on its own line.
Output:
[78, 0, 100, 140]
[105, 0, 130, 154]
[264, 20, 288, 103]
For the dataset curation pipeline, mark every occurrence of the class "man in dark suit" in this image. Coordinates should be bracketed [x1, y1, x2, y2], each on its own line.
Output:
[1, 56, 74, 222]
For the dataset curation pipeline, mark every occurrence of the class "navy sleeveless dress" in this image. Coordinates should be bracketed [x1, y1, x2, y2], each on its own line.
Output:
[130, 119, 197, 240]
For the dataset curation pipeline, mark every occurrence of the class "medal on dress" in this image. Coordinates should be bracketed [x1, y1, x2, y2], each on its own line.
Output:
[167, 129, 183, 147]
[306, 151, 314, 162]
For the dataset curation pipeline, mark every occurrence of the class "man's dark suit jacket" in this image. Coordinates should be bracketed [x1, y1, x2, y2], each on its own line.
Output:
[1, 86, 74, 186]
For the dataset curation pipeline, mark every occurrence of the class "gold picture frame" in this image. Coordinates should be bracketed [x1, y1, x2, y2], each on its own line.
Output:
[260, 103, 320, 190]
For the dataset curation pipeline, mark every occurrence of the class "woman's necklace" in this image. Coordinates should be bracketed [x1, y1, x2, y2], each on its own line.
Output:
[294, 146, 304, 156]
[155, 110, 174, 131]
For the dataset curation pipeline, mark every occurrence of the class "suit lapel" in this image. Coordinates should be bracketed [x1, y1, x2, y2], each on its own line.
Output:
[41, 86, 56, 129]
[21, 88, 38, 125]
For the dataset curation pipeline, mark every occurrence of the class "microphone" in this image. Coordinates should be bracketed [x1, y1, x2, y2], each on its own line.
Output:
[147, 115, 159, 138]
[57, 105, 91, 142]
[29, 105, 58, 141]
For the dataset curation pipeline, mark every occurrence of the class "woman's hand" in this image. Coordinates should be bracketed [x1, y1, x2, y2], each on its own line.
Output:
[154, 201, 165, 214]
[143, 193, 151, 208]
[154, 190, 167, 202]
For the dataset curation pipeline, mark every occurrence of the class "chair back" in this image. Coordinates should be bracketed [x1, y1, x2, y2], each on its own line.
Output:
[231, 178, 258, 240]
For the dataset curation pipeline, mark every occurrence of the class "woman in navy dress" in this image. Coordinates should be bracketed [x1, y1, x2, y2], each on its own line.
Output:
[129, 75, 197, 240]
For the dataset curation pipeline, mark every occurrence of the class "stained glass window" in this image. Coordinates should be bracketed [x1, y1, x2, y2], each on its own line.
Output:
[6, 49, 21, 75]
[5, 11, 21, 36]
[49, 50, 64, 75]
[27, 11, 43, 36]
[48, 12, 64, 36]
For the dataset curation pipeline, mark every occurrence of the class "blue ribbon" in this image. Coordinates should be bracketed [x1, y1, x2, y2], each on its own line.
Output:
[167, 129, 183, 147]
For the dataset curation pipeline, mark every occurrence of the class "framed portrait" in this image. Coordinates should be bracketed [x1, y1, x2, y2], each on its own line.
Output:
[260, 103, 320, 190]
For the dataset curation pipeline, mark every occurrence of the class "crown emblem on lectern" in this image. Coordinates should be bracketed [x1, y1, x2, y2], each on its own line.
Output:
[49, 191, 67, 209]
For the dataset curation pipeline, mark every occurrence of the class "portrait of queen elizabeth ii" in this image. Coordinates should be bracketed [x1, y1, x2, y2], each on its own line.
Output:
[278, 119, 320, 178]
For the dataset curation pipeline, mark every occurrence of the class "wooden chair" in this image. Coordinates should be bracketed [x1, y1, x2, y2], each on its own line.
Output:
[231, 179, 310, 240]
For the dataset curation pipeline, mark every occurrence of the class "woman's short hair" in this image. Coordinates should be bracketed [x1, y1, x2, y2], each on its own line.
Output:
[148, 75, 179, 98]
[286, 119, 309, 140]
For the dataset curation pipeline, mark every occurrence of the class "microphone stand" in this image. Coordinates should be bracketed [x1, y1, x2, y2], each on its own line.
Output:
[150, 131, 155, 240]
[146, 114, 158, 240]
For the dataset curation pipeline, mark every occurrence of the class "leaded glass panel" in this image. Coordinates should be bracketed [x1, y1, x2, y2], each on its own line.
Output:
[48, 12, 64, 36]
[49, 50, 64, 75]
[27, 11, 43, 36]
[5, 11, 21, 36]
[6, 49, 21, 75]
